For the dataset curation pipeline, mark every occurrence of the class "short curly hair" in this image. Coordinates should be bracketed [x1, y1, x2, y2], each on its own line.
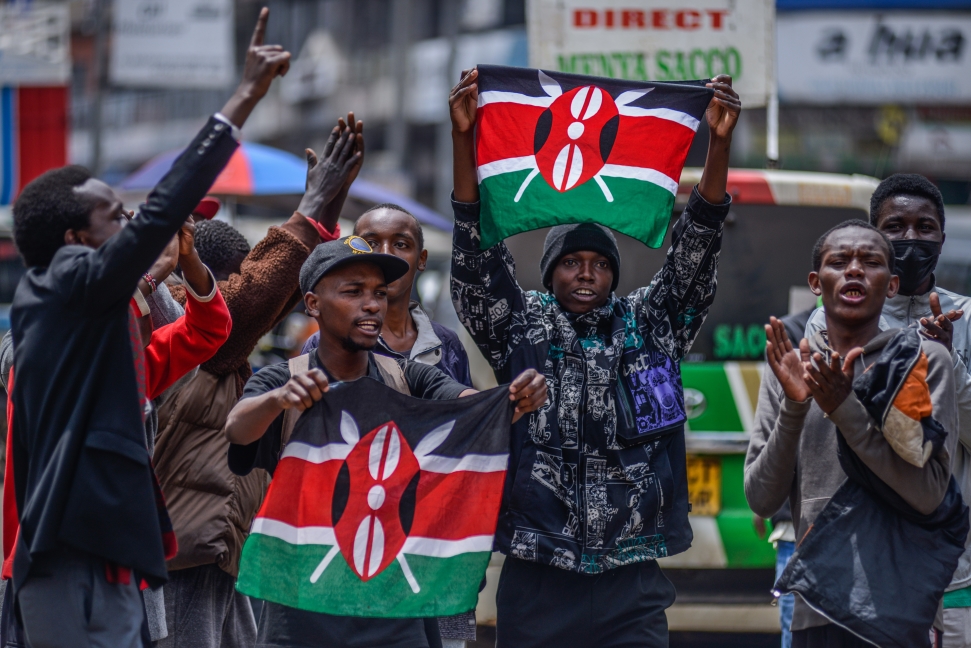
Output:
[812, 220, 894, 273]
[13, 166, 96, 268]
[869, 173, 945, 230]
[194, 220, 251, 280]
[357, 203, 424, 250]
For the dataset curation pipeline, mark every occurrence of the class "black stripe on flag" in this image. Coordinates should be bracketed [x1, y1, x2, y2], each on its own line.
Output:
[477, 64, 713, 121]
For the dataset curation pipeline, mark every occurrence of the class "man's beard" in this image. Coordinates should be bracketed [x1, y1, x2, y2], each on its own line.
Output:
[340, 336, 375, 353]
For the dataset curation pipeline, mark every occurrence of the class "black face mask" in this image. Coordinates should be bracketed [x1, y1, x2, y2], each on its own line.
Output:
[891, 239, 940, 295]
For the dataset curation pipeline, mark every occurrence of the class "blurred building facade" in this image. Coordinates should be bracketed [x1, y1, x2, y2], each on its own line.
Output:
[60, 0, 971, 214]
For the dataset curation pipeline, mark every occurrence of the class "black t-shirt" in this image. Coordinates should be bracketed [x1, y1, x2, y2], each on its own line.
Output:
[231, 350, 467, 648]
[229, 350, 466, 477]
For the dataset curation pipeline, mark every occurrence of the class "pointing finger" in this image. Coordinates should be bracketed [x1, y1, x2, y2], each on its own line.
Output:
[250, 7, 269, 48]
[930, 292, 943, 318]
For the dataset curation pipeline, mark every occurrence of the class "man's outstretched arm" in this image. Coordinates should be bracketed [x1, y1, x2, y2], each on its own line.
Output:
[73, 8, 289, 311]
[634, 75, 740, 360]
[448, 69, 531, 376]
[170, 117, 362, 378]
[697, 74, 740, 204]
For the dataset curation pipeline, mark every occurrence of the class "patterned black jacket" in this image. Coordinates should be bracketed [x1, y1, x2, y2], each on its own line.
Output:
[450, 187, 729, 573]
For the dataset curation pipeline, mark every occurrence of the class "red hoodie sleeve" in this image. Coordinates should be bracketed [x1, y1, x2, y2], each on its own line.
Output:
[144, 275, 232, 401]
[3, 368, 19, 580]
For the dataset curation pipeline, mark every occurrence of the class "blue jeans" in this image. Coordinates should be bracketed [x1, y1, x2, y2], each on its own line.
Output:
[776, 541, 796, 648]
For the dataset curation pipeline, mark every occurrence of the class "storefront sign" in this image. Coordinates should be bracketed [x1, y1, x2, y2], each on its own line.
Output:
[777, 12, 971, 104]
[0, 4, 71, 86]
[110, 0, 235, 89]
[527, 0, 774, 107]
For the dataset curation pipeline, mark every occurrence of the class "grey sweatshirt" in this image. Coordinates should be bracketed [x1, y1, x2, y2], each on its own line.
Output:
[745, 330, 956, 632]
[806, 283, 971, 592]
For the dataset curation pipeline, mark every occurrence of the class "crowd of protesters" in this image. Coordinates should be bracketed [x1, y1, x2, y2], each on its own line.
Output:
[0, 6, 968, 648]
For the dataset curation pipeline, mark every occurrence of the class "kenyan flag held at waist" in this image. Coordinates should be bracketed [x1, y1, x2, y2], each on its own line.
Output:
[236, 378, 514, 618]
[475, 64, 713, 249]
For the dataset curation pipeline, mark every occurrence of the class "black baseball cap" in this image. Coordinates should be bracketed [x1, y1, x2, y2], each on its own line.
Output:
[300, 236, 410, 295]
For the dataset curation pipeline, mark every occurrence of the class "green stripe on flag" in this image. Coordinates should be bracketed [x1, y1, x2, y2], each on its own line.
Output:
[237, 534, 490, 618]
[479, 169, 675, 250]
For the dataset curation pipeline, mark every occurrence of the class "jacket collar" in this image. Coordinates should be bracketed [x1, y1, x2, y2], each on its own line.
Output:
[376, 302, 442, 360]
[882, 275, 937, 323]
[809, 328, 896, 370]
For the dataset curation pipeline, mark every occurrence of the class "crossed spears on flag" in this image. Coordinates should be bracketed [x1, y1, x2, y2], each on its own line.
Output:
[306, 412, 456, 595]
[485, 70, 654, 204]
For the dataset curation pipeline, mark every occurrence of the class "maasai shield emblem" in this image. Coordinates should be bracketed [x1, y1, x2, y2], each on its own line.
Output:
[237, 378, 513, 618]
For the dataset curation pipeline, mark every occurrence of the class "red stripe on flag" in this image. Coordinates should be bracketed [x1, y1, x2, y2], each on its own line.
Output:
[255, 457, 342, 527]
[409, 470, 505, 540]
[606, 116, 696, 181]
[476, 103, 544, 166]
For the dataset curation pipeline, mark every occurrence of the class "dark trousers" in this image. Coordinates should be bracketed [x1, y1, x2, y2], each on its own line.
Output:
[792, 624, 941, 648]
[18, 547, 145, 648]
[154, 563, 257, 648]
[496, 556, 676, 648]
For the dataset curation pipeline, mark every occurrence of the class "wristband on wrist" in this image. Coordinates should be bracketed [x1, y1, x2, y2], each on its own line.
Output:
[142, 273, 157, 294]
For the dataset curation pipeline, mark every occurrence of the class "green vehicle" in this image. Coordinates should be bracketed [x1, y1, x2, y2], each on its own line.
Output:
[481, 168, 881, 632]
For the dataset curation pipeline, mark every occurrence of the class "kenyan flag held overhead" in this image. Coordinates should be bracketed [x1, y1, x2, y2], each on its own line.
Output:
[236, 378, 513, 618]
[475, 64, 713, 249]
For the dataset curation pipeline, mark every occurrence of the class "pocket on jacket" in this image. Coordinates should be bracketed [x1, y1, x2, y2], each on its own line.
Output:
[84, 430, 150, 466]
[654, 447, 676, 513]
[506, 444, 540, 515]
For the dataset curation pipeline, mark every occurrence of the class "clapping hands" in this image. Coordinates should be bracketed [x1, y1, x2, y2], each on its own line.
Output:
[764, 316, 862, 415]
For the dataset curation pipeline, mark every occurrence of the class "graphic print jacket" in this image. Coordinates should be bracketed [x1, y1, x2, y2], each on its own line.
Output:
[450, 186, 729, 573]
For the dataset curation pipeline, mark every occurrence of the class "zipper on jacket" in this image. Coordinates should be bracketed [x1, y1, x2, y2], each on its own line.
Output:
[579, 378, 588, 551]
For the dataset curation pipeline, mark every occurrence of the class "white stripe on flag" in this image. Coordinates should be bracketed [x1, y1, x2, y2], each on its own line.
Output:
[281, 441, 351, 463]
[477, 156, 536, 183]
[599, 164, 679, 196]
[251, 518, 493, 558]
[402, 535, 494, 558]
[479, 89, 698, 131]
[417, 453, 509, 474]
[251, 518, 337, 545]
[617, 106, 700, 132]
[478, 91, 554, 109]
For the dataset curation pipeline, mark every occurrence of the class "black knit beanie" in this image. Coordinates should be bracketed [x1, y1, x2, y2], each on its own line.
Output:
[540, 223, 621, 292]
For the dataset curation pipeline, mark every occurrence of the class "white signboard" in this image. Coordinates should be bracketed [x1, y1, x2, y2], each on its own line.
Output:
[0, 3, 71, 86]
[110, 0, 235, 89]
[777, 12, 971, 105]
[527, 0, 774, 107]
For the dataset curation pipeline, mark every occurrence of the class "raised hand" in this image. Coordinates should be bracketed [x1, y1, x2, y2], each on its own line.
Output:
[450, 68, 479, 135]
[177, 218, 197, 258]
[334, 112, 364, 189]
[509, 369, 548, 423]
[177, 217, 215, 296]
[920, 292, 963, 352]
[142, 233, 180, 295]
[220, 7, 291, 128]
[297, 115, 363, 226]
[765, 317, 811, 403]
[274, 369, 330, 412]
[705, 74, 741, 141]
[803, 346, 863, 414]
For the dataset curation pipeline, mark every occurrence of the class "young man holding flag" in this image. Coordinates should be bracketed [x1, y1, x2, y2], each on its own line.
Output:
[224, 237, 547, 648]
[448, 68, 739, 647]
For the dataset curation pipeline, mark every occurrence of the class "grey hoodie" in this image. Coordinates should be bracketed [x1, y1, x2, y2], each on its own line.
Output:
[745, 329, 956, 631]
[806, 283, 971, 593]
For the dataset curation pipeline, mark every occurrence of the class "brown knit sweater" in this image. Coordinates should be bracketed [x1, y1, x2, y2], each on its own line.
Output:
[156, 212, 325, 574]
[170, 212, 322, 394]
